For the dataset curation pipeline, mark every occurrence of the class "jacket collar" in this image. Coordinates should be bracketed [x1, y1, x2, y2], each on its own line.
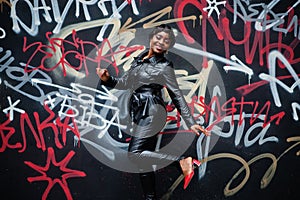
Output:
[134, 51, 165, 65]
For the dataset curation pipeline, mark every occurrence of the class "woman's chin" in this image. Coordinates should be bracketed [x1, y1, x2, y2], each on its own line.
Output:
[154, 50, 165, 54]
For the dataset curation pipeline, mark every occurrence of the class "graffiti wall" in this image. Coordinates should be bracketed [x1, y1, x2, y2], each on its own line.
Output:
[0, 0, 299, 199]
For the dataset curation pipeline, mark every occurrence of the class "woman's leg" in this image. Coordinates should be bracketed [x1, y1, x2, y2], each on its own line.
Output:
[139, 172, 156, 200]
[128, 100, 190, 198]
[128, 134, 158, 200]
[128, 131, 181, 171]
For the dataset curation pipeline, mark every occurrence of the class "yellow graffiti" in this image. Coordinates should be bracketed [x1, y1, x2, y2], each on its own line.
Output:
[120, 6, 197, 32]
[201, 153, 251, 196]
[0, 0, 11, 12]
[49, 6, 198, 80]
[199, 136, 300, 196]
[286, 136, 300, 156]
[47, 18, 123, 79]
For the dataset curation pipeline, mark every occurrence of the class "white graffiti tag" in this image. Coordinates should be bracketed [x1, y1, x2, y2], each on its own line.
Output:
[3, 96, 25, 121]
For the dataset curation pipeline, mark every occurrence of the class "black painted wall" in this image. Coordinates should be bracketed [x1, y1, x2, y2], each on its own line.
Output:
[0, 0, 299, 199]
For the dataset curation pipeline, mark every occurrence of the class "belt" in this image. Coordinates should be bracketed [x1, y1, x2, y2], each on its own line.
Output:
[134, 87, 162, 96]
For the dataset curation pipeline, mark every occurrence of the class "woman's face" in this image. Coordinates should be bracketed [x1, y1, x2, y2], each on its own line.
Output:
[149, 31, 171, 54]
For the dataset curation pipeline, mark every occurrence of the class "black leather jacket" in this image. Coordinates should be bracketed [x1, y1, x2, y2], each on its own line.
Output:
[102, 51, 196, 128]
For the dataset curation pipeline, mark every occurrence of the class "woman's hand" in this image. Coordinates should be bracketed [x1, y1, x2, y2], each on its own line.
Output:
[190, 124, 210, 136]
[96, 67, 110, 82]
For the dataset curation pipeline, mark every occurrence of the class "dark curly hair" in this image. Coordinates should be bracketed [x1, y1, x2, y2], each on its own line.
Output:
[148, 24, 176, 48]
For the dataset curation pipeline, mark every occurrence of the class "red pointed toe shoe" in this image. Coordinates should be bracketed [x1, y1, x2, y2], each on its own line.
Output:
[183, 170, 195, 189]
[182, 159, 202, 189]
[193, 159, 201, 167]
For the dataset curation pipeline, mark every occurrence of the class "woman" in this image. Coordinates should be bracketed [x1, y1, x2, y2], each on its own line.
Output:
[97, 24, 210, 200]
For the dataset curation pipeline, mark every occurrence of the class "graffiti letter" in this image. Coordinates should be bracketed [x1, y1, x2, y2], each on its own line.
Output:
[10, 0, 39, 35]
[259, 50, 300, 107]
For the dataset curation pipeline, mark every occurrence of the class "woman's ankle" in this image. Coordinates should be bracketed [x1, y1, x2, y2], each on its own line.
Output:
[179, 157, 192, 176]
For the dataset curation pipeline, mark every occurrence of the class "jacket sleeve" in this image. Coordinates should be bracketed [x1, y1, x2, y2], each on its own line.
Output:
[162, 62, 197, 128]
[101, 69, 132, 90]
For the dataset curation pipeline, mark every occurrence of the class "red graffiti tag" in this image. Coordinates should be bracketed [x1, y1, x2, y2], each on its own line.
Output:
[0, 115, 22, 152]
[196, 96, 285, 129]
[22, 30, 144, 76]
[236, 73, 300, 96]
[174, 0, 300, 68]
[19, 104, 80, 152]
[24, 147, 86, 200]
[0, 103, 81, 153]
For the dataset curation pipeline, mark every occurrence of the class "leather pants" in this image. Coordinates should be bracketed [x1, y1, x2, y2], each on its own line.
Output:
[128, 89, 181, 200]
[140, 172, 157, 200]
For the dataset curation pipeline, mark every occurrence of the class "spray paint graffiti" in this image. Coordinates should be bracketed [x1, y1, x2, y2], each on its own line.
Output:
[0, 0, 299, 199]
[24, 147, 86, 200]
[0, 27, 5, 39]
[22, 29, 143, 76]
[174, 0, 300, 69]
[10, 0, 140, 36]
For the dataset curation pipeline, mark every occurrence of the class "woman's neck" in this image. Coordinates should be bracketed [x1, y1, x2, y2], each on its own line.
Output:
[144, 50, 163, 60]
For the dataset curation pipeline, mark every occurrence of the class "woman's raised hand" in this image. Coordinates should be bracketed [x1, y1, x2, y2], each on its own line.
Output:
[190, 124, 210, 136]
[96, 67, 110, 82]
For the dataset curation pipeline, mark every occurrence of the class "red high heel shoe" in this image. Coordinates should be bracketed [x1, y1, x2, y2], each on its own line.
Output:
[183, 159, 201, 189]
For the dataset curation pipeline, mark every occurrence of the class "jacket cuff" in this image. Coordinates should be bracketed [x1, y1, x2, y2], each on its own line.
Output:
[101, 76, 116, 88]
[185, 117, 197, 129]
